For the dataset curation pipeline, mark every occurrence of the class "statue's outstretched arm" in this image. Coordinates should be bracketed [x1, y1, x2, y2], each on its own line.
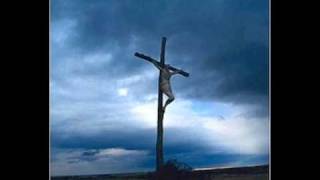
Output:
[151, 61, 164, 71]
[170, 69, 181, 76]
[134, 52, 164, 71]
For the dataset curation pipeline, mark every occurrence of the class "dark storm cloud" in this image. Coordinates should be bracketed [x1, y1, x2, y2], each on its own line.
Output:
[51, 127, 156, 150]
[51, 0, 269, 108]
[51, 126, 212, 156]
[81, 149, 100, 157]
[179, 43, 268, 104]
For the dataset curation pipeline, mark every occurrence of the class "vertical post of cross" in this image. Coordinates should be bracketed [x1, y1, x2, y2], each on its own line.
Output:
[134, 37, 189, 172]
[156, 37, 166, 171]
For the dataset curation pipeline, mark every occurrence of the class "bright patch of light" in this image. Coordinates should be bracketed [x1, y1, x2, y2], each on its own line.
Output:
[130, 98, 269, 155]
[130, 100, 157, 127]
[98, 148, 147, 157]
[117, 88, 128, 96]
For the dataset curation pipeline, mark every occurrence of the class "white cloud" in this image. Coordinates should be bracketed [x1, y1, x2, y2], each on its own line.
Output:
[51, 19, 77, 45]
[130, 100, 158, 128]
[117, 88, 128, 96]
[201, 116, 269, 154]
[130, 98, 269, 155]
[83, 52, 112, 64]
[98, 148, 147, 157]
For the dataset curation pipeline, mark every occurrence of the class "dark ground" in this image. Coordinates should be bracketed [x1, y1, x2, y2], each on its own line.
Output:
[51, 165, 269, 180]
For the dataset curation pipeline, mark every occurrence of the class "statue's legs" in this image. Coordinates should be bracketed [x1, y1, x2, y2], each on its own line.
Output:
[161, 83, 175, 112]
[163, 96, 174, 112]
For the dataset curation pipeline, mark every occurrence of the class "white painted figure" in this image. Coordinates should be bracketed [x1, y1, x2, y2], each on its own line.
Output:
[151, 61, 181, 112]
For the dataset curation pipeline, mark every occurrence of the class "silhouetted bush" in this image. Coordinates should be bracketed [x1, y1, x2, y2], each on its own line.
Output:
[149, 159, 193, 180]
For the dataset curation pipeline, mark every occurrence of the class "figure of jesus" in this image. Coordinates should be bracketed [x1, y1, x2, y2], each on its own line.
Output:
[150, 61, 181, 112]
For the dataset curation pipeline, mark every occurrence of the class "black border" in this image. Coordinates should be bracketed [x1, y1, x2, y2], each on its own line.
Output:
[6, 0, 49, 179]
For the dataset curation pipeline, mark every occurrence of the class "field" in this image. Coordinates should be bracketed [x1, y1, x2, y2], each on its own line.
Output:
[51, 165, 269, 180]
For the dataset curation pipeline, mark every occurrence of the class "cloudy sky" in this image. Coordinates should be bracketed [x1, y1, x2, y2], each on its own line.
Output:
[50, 0, 269, 176]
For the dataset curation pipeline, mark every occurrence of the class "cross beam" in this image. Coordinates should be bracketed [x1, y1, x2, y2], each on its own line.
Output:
[134, 52, 189, 77]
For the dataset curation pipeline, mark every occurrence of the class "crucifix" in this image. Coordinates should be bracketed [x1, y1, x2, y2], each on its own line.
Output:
[134, 37, 189, 171]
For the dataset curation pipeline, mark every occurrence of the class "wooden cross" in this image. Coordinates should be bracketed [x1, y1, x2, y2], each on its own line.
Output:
[134, 37, 189, 171]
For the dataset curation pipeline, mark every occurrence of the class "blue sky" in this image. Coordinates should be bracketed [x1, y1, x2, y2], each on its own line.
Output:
[50, 0, 269, 176]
